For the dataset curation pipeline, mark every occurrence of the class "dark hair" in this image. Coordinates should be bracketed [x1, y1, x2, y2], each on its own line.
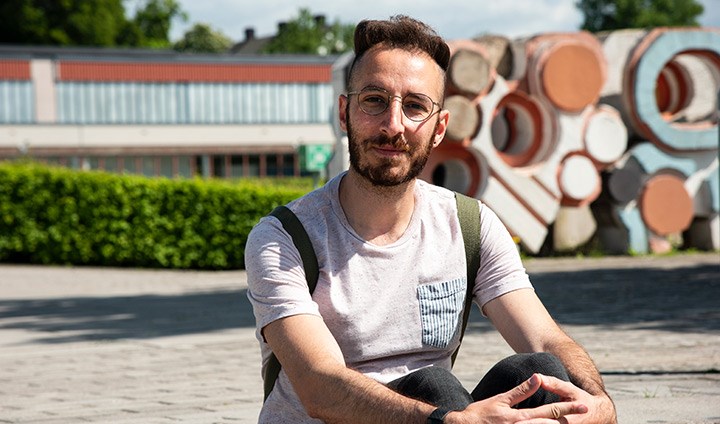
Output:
[348, 15, 450, 88]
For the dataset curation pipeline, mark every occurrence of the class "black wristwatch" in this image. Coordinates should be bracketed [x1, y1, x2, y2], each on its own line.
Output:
[427, 407, 452, 423]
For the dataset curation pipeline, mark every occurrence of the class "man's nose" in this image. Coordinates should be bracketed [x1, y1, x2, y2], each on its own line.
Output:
[381, 97, 406, 136]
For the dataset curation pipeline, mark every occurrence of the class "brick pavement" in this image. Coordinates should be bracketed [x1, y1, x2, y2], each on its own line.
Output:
[0, 253, 718, 423]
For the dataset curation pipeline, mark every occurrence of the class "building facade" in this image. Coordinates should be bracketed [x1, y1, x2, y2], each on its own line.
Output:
[0, 46, 337, 179]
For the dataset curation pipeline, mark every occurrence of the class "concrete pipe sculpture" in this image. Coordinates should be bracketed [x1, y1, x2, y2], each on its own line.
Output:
[473, 34, 516, 81]
[446, 40, 496, 98]
[328, 28, 718, 256]
[473, 76, 561, 253]
[600, 142, 719, 254]
[623, 28, 720, 152]
[523, 32, 607, 113]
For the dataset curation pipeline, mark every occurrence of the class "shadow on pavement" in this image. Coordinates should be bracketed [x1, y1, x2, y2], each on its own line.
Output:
[467, 263, 720, 334]
[0, 289, 256, 344]
[1, 263, 717, 345]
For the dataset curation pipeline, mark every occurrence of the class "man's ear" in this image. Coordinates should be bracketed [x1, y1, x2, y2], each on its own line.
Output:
[433, 109, 450, 148]
[338, 95, 348, 132]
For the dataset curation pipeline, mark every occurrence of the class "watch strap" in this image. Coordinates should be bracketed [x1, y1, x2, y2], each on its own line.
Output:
[427, 407, 452, 423]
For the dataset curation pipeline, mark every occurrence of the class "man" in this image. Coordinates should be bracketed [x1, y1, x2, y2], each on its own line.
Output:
[246, 16, 616, 423]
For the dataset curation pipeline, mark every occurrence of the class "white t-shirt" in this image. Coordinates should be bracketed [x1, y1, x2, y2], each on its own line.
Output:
[245, 172, 532, 423]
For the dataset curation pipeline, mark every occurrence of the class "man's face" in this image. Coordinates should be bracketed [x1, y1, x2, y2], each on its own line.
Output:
[340, 48, 448, 187]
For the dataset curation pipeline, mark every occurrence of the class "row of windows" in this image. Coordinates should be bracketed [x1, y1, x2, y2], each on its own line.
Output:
[0, 81, 334, 124]
[57, 82, 333, 124]
[36, 153, 301, 179]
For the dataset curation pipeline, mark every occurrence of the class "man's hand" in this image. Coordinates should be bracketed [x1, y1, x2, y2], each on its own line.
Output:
[537, 375, 617, 424]
[483, 289, 616, 423]
[445, 374, 589, 424]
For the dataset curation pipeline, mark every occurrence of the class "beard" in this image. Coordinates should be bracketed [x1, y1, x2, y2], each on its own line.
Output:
[346, 110, 437, 187]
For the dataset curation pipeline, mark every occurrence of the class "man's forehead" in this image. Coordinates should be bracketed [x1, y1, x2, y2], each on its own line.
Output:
[351, 47, 444, 92]
[356, 45, 437, 69]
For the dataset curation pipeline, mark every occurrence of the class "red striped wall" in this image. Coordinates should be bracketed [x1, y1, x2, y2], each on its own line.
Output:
[0, 60, 31, 80]
[57, 62, 332, 83]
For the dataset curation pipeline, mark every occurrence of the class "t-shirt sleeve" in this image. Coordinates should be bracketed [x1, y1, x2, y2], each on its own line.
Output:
[473, 204, 533, 310]
[245, 215, 321, 338]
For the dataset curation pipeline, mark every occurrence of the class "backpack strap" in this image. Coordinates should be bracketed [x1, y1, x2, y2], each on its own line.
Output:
[263, 205, 319, 401]
[452, 192, 482, 367]
[269, 205, 319, 288]
[261, 194, 481, 399]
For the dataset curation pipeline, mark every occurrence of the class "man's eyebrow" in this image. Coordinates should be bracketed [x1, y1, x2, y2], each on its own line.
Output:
[359, 85, 433, 98]
[361, 85, 387, 91]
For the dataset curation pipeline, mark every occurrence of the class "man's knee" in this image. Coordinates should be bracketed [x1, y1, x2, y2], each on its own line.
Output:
[471, 353, 570, 407]
[388, 367, 472, 410]
[515, 352, 570, 381]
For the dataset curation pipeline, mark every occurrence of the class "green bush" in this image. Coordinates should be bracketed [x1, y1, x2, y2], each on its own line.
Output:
[0, 162, 310, 269]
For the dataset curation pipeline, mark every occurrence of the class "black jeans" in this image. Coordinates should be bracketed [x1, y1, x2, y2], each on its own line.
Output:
[386, 353, 570, 411]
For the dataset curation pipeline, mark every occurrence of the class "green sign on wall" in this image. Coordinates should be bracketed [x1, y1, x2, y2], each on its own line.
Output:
[299, 144, 333, 172]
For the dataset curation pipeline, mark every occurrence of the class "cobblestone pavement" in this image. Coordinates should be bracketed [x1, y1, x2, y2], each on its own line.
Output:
[0, 253, 718, 423]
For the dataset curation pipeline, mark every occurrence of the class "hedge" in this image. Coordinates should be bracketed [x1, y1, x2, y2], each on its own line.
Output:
[0, 162, 311, 269]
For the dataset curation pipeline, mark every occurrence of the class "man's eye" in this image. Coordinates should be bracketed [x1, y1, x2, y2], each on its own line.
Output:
[362, 95, 387, 105]
[405, 99, 432, 112]
[405, 101, 429, 112]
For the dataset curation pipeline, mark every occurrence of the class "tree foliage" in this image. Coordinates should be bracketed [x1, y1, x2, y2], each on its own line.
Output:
[0, 0, 128, 46]
[576, 0, 705, 32]
[130, 0, 187, 48]
[262, 8, 354, 55]
[0, 0, 187, 48]
[173, 23, 232, 53]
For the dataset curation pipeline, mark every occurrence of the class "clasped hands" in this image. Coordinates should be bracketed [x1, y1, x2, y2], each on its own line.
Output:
[443, 374, 616, 424]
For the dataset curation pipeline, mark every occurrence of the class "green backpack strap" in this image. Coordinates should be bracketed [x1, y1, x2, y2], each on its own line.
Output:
[263, 205, 319, 402]
[452, 192, 481, 367]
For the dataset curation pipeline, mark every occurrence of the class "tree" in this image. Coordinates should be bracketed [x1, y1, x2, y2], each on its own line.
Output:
[0, 0, 129, 46]
[262, 8, 354, 55]
[0, 0, 187, 48]
[128, 0, 187, 48]
[173, 23, 232, 53]
[576, 0, 705, 32]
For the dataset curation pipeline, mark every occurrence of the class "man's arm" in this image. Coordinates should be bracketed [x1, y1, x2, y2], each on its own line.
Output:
[482, 288, 617, 423]
[265, 312, 589, 424]
[263, 313, 436, 423]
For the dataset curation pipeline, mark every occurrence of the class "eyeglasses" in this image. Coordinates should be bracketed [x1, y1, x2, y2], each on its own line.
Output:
[347, 87, 441, 122]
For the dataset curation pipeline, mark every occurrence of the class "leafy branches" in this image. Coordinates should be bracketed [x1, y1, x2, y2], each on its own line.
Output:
[576, 0, 704, 32]
[262, 8, 354, 55]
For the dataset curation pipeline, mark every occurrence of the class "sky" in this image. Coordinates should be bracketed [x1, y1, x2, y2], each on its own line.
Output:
[158, 0, 720, 44]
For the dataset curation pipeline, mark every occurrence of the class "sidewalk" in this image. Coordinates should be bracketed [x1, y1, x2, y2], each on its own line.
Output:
[0, 253, 718, 423]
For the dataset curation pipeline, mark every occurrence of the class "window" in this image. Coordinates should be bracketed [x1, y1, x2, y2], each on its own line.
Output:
[282, 153, 296, 176]
[104, 157, 119, 173]
[160, 157, 173, 177]
[266, 154, 279, 176]
[230, 155, 244, 177]
[247, 154, 260, 177]
[178, 156, 192, 178]
[142, 157, 156, 176]
[213, 155, 226, 178]
[122, 156, 137, 174]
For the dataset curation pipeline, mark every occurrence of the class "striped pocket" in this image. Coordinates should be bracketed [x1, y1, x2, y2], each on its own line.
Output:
[417, 278, 465, 348]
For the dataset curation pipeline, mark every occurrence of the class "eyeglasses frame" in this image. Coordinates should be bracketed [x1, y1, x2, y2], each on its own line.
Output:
[346, 87, 442, 123]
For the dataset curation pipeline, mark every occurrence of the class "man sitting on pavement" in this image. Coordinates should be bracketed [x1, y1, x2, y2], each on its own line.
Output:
[245, 15, 616, 424]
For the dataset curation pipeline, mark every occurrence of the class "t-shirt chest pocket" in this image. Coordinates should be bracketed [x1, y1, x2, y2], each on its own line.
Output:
[417, 278, 466, 348]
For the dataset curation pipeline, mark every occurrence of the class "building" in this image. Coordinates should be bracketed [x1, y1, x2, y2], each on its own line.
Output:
[0, 45, 337, 179]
